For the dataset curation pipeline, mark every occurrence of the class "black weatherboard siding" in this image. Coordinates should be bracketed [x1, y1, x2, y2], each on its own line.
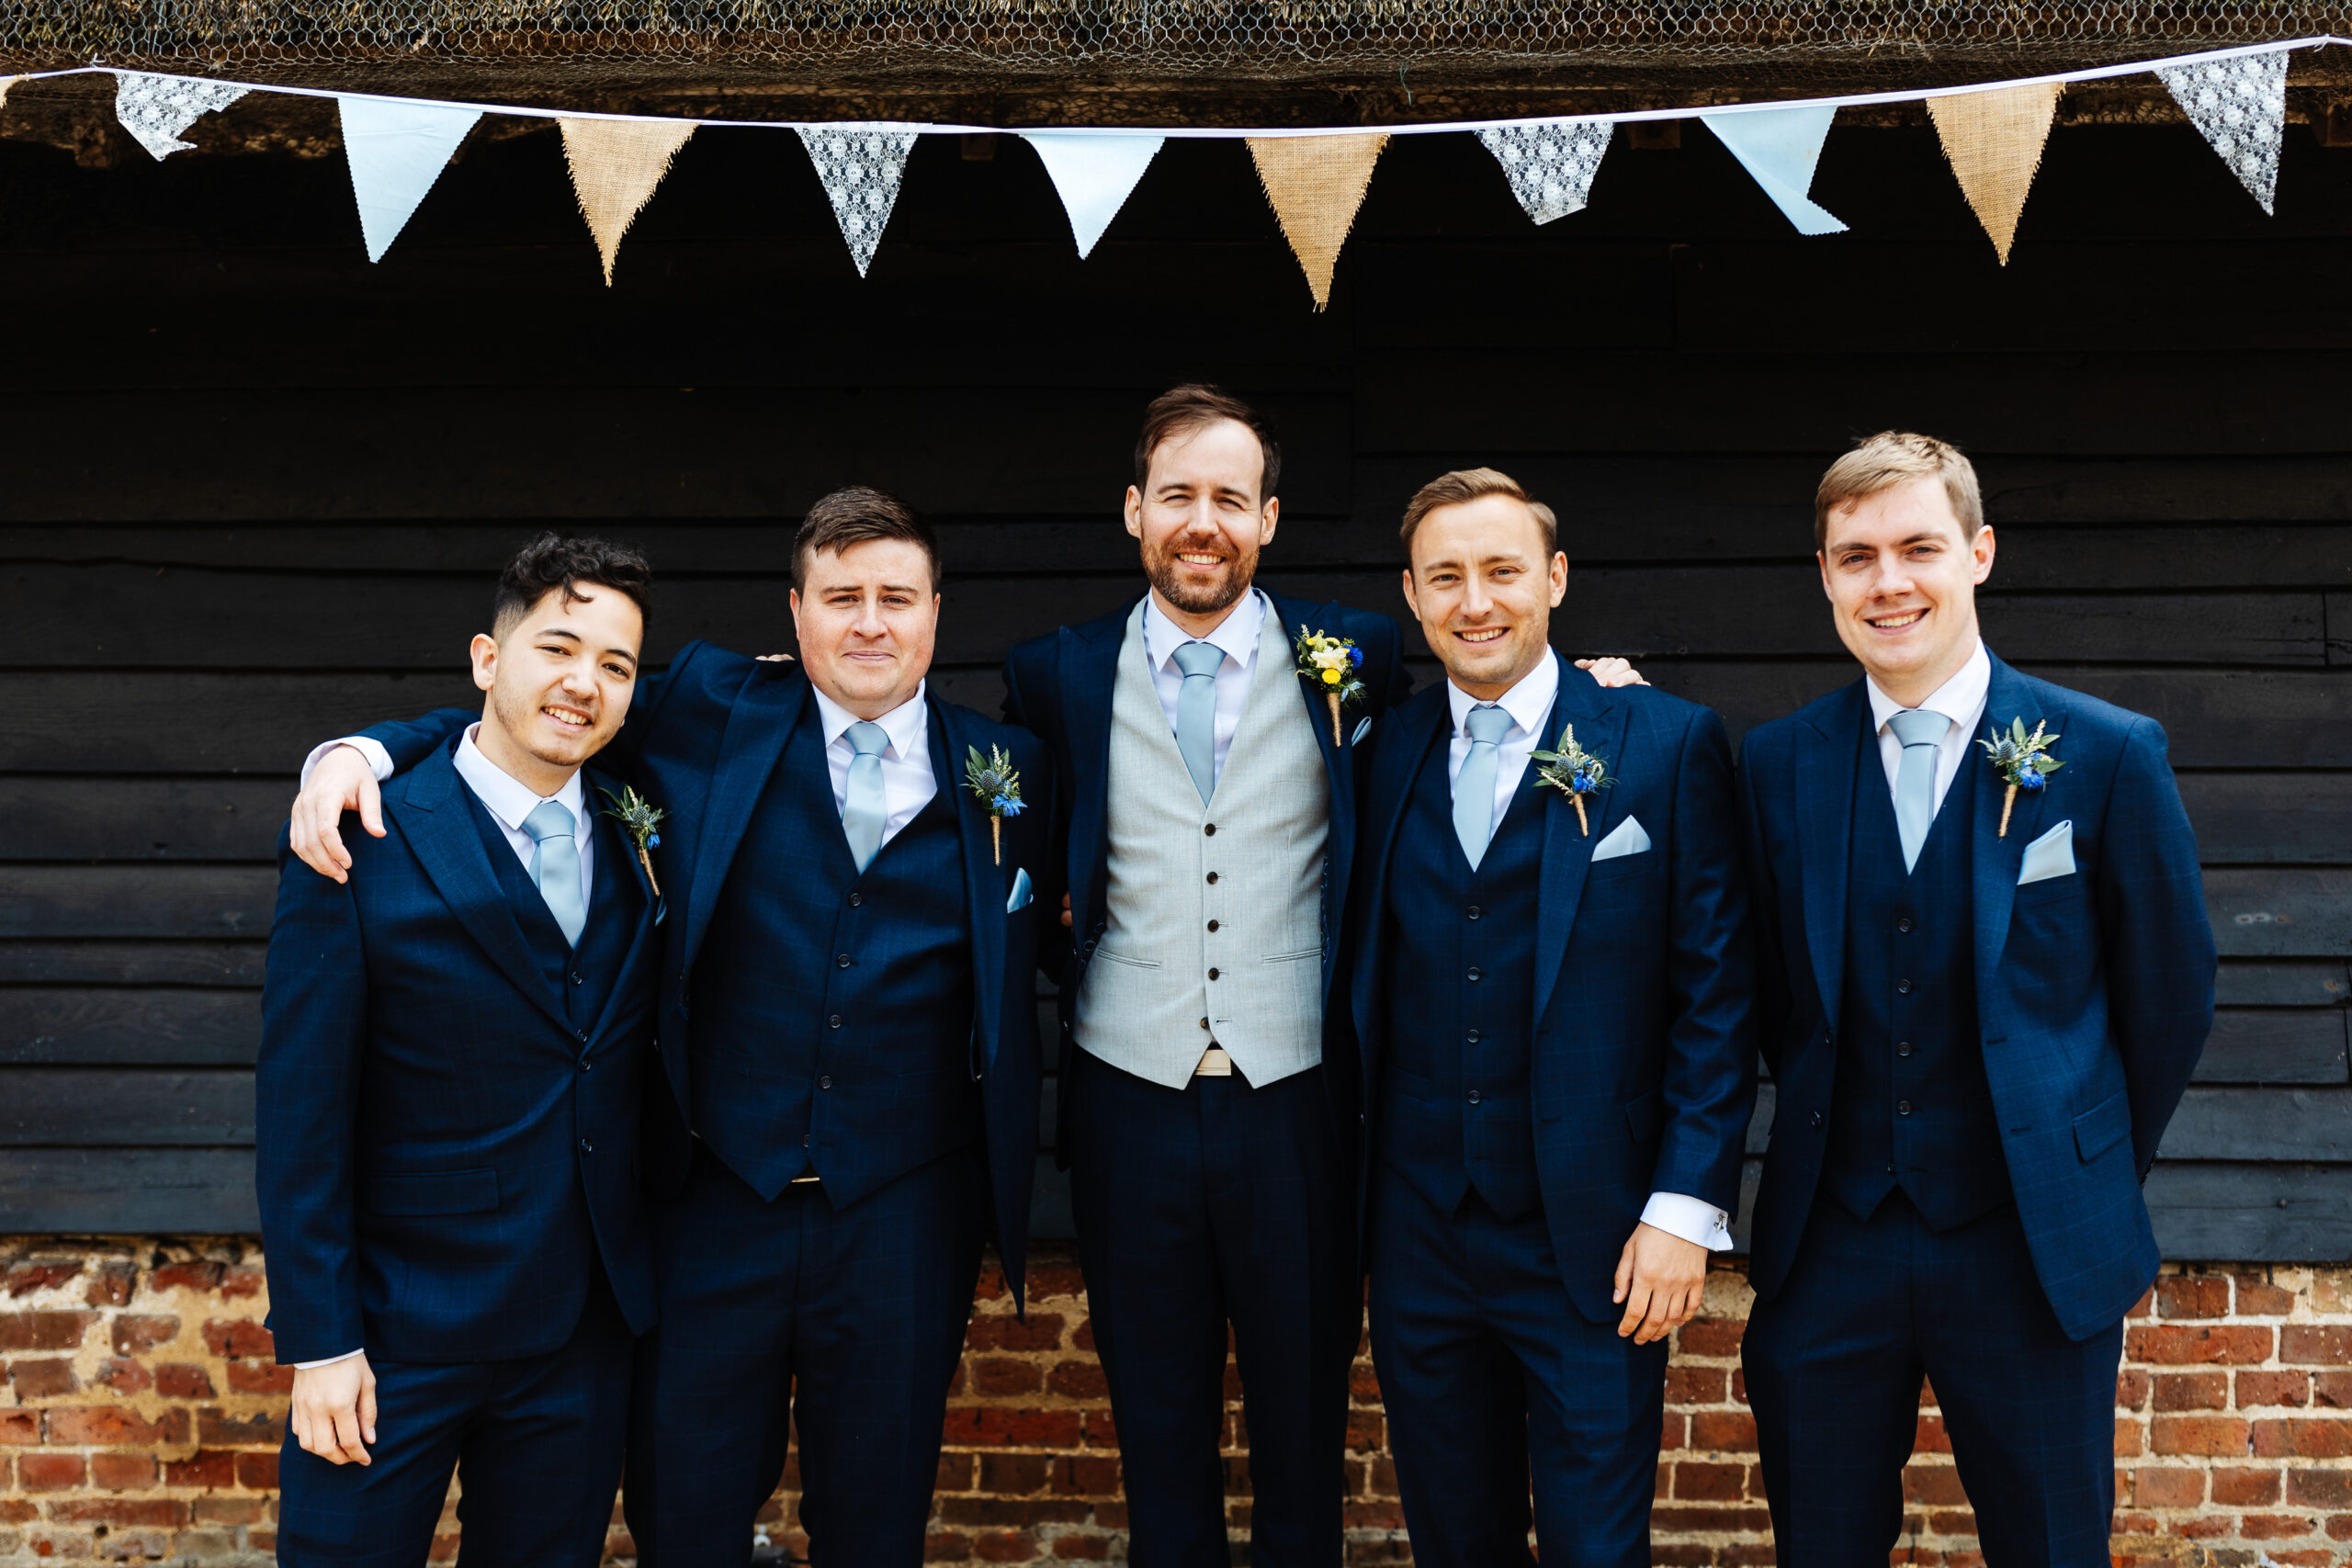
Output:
[0, 107, 2344, 1257]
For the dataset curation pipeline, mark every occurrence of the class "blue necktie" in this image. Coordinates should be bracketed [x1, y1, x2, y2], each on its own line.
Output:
[1452, 703, 1514, 870]
[521, 799, 587, 948]
[842, 720, 890, 873]
[1173, 641, 1227, 805]
[1889, 707, 1948, 874]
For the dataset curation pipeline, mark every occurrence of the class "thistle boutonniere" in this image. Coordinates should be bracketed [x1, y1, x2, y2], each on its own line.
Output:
[1976, 716, 2064, 838]
[965, 745, 1025, 865]
[1295, 626, 1367, 745]
[596, 785, 666, 898]
[1530, 723, 1612, 837]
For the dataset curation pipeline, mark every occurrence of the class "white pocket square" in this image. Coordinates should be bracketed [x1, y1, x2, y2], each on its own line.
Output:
[1589, 814, 1652, 863]
[2017, 820, 2075, 886]
[1351, 716, 1373, 746]
[1006, 866, 1035, 914]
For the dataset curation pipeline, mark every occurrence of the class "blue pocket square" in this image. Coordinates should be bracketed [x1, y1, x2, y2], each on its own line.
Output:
[1589, 814, 1652, 863]
[2018, 820, 2075, 886]
[1351, 716, 1373, 747]
[1006, 866, 1034, 914]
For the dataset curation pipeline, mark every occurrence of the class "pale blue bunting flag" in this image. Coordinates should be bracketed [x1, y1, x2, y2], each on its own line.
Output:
[1021, 133, 1164, 257]
[1701, 105, 1849, 235]
[339, 97, 483, 262]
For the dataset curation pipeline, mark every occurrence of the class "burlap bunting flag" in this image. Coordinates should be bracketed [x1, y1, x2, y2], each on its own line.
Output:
[560, 118, 696, 286]
[1927, 82, 2061, 265]
[1248, 133, 1388, 310]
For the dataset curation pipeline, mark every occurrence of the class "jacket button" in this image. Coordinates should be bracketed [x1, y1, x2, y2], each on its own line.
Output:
[579, 1138, 594, 1154]
[820, 1076, 833, 1090]
[1810, 1111, 1823, 1127]
[570, 972, 584, 987]
[1466, 1029, 1482, 1044]
[849, 891, 865, 908]
[1898, 1100, 1914, 1116]
[1466, 966, 1482, 982]
[1896, 918, 1914, 933]
[1897, 1041, 1913, 1057]
[1896, 978, 1913, 995]
[1466, 1089, 1483, 1105]
[1205, 871, 1218, 884]
[1206, 920, 1219, 932]
[829, 1015, 843, 1030]
[1207, 968, 1221, 981]
[575, 1028, 588, 1043]
[837, 953, 854, 968]
[1465, 906, 1481, 920]
[578, 1059, 592, 1073]
[1204, 823, 1216, 836]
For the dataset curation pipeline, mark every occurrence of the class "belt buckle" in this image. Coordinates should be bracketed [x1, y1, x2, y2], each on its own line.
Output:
[1193, 1047, 1234, 1078]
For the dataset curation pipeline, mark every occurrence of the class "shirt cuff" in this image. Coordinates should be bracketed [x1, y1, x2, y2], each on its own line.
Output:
[1642, 1190, 1734, 1252]
[292, 1348, 365, 1371]
[300, 737, 394, 789]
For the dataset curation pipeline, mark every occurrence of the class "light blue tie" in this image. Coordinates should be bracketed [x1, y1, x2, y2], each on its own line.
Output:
[842, 721, 890, 874]
[1453, 704, 1514, 870]
[1889, 707, 1948, 874]
[1173, 641, 1226, 805]
[521, 799, 587, 948]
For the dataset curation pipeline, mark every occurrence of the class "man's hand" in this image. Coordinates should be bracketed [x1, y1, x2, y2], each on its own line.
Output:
[288, 747, 387, 885]
[1577, 657, 1649, 690]
[1612, 1223, 1708, 1345]
[288, 1354, 378, 1466]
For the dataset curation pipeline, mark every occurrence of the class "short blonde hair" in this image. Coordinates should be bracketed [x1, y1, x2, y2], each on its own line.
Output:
[1400, 468, 1558, 559]
[1815, 432, 1984, 551]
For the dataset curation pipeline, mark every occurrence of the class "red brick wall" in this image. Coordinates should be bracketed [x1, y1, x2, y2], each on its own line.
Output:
[3, 1242, 2347, 1565]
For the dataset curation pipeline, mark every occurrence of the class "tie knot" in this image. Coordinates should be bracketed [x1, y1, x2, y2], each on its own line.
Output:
[521, 799, 575, 844]
[1889, 708, 1947, 750]
[1173, 641, 1227, 680]
[1465, 704, 1513, 745]
[847, 720, 890, 759]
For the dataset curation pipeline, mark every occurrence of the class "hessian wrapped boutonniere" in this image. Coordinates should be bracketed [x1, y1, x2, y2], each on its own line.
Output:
[596, 784, 666, 898]
[1531, 723, 1611, 838]
[1976, 716, 2064, 838]
[965, 745, 1025, 865]
[1295, 626, 1367, 746]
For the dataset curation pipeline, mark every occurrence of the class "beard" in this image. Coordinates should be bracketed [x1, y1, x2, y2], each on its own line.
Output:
[1142, 533, 1259, 618]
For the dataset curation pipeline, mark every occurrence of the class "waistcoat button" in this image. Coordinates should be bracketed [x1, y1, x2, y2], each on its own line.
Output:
[1896, 978, 1912, 995]
[1466, 1089, 1482, 1106]
[1897, 1041, 1913, 1057]
[1466, 1029, 1482, 1044]
[849, 891, 865, 908]
[837, 953, 854, 968]
[570, 972, 583, 987]
[1897, 1100, 1914, 1116]
[1207, 968, 1221, 981]
[1466, 966, 1482, 982]
[579, 1138, 594, 1154]
[829, 1015, 842, 1030]
[1206, 920, 1219, 932]
[802, 1133, 811, 1147]
[1465, 906, 1481, 920]
[1897, 917, 1914, 933]
[1204, 823, 1216, 836]
[1199, 1018, 1210, 1031]
[820, 1076, 832, 1090]
[1205, 872, 1219, 884]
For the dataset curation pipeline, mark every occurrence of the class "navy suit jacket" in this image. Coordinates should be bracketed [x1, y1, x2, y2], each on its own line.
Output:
[1349, 651, 1758, 1323]
[340, 643, 1054, 1308]
[1001, 589, 1411, 1158]
[1736, 652, 2215, 1340]
[257, 748, 662, 1367]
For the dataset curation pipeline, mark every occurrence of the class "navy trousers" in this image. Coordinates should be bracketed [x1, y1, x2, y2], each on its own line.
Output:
[275, 1270, 634, 1568]
[1744, 1191, 2124, 1567]
[1366, 1161, 1667, 1568]
[1067, 1051, 1357, 1568]
[623, 1145, 986, 1568]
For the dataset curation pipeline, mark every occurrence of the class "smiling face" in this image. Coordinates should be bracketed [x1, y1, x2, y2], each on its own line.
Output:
[1402, 493, 1568, 701]
[1125, 417, 1279, 634]
[1817, 474, 1996, 706]
[790, 537, 940, 719]
[469, 583, 642, 795]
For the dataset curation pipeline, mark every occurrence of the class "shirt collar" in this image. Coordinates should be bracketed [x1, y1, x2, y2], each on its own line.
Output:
[1142, 588, 1268, 675]
[811, 680, 929, 759]
[1866, 637, 1991, 738]
[1447, 649, 1559, 740]
[452, 723, 586, 832]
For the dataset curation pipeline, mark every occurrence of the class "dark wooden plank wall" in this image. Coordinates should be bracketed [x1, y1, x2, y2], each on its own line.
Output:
[0, 97, 2344, 1256]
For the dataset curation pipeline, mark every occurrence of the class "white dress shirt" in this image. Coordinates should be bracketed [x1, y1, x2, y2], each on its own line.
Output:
[808, 681, 937, 850]
[1440, 660, 1730, 1254]
[1864, 638, 1993, 818]
[1140, 589, 1271, 776]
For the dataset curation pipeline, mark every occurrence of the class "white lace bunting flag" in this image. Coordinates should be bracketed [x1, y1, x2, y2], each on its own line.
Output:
[1476, 121, 1613, 224]
[796, 125, 921, 276]
[2156, 51, 2287, 214]
[114, 72, 250, 160]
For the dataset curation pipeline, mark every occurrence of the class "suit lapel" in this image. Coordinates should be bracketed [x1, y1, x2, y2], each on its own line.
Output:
[1971, 654, 2049, 991]
[683, 664, 808, 968]
[579, 766, 660, 1046]
[1532, 653, 1631, 1027]
[1350, 682, 1450, 1068]
[1060, 602, 1129, 942]
[937, 705, 1008, 1076]
[1794, 682, 1868, 1036]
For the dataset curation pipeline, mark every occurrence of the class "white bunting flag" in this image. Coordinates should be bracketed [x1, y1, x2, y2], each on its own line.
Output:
[797, 126, 921, 276]
[339, 97, 482, 263]
[1701, 105, 1848, 235]
[1021, 133, 1163, 258]
[1476, 120, 1613, 223]
[114, 73, 250, 161]
[2157, 51, 2287, 214]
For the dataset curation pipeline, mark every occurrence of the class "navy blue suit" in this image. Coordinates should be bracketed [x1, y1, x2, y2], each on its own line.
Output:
[1002, 590, 1408, 1567]
[347, 645, 1050, 1568]
[258, 741, 662, 1567]
[1348, 653, 1756, 1567]
[1736, 652, 2214, 1564]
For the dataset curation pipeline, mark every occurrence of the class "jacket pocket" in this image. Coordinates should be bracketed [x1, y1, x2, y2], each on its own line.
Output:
[2073, 1089, 2132, 1163]
[363, 1168, 499, 1216]
[1623, 1089, 1664, 1144]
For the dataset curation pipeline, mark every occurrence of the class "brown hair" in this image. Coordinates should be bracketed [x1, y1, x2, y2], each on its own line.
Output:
[793, 485, 943, 592]
[1133, 383, 1283, 501]
[492, 533, 652, 638]
[1398, 468, 1559, 559]
[1815, 432, 1984, 550]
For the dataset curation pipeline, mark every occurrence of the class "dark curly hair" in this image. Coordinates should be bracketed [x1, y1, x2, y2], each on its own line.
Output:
[491, 533, 653, 639]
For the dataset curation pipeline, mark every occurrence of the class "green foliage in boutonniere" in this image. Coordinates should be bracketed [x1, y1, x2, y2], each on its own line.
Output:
[596, 784, 666, 897]
[1295, 626, 1367, 745]
[1976, 716, 2064, 838]
[1531, 723, 1612, 838]
[965, 745, 1025, 865]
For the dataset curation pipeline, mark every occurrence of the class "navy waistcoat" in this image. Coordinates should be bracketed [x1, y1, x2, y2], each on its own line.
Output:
[1822, 723, 2011, 1230]
[464, 791, 636, 1038]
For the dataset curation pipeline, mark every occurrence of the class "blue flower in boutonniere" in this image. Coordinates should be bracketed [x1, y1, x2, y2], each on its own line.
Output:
[596, 784, 666, 898]
[1976, 716, 2064, 839]
[965, 745, 1025, 865]
[1530, 723, 1612, 838]
[1295, 626, 1368, 745]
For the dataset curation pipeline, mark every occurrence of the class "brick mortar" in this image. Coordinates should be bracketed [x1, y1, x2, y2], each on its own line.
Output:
[2, 1243, 2345, 1566]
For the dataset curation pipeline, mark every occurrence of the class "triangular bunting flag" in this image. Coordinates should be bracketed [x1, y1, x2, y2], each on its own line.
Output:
[114, 73, 250, 161]
[1701, 106, 1848, 235]
[1476, 120, 1613, 224]
[1021, 133, 1163, 258]
[1927, 82, 2061, 265]
[560, 118, 696, 286]
[2157, 51, 2287, 214]
[1248, 133, 1388, 310]
[797, 126, 921, 277]
[0, 76, 19, 114]
[339, 97, 483, 264]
